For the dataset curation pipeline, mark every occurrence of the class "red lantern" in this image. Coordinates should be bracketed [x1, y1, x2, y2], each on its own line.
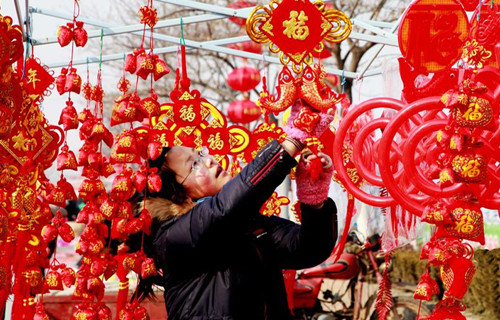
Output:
[227, 1, 256, 26]
[227, 41, 262, 54]
[227, 66, 261, 92]
[227, 100, 262, 123]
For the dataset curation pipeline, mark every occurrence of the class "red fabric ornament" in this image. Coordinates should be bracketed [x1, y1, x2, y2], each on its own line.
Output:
[115, 132, 138, 155]
[104, 257, 118, 280]
[64, 68, 82, 94]
[61, 267, 76, 287]
[123, 253, 142, 274]
[58, 222, 75, 243]
[414, 271, 440, 301]
[44, 270, 63, 290]
[147, 140, 163, 160]
[293, 107, 321, 134]
[435, 203, 485, 244]
[135, 51, 155, 80]
[41, 224, 58, 243]
[72, 305, 98, 320]
[138, 92, 161, 117]
[111, 168, 135, 200]
[82, 82, 92, 100]
[227, 66, 261, 92]
[133, 305, 150, 320]
[118, 308, 135, 320]
[22, 57, 55, 98]
[56, 145, 78, 171]
[73, 21, 88, 47]
[139, 209, 152, 235]
[116, 202, 133, 219]
[55, 68, 68, 95]
[100, 199, 118, 220]
[147, 170, 162, 193]
[47, 186, 67, 207]
[58, 99, 79, 131]
[451, 151, 488, 183]
[153, 55, 170, 81]
[33, 304, 50, 320]
[57, 23, 73, 47]
[422, 201, 452, 225]
[125, 218, 144, 234]
[141, 258, 158, 279]
[124, 49, 142, 75]
[139, 6, 159, 27]
[90, 259, 107, 277]
[440, 256, 476, 299]
[132, 169, 147, 193]
[97, 303, 113, 320]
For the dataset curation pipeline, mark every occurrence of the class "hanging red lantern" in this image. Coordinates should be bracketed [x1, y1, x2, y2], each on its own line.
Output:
[227, 41, 262, 54]
[227, 99, 262, 123]
[227, 1, 256, 26]
[227, 66, 261, 92]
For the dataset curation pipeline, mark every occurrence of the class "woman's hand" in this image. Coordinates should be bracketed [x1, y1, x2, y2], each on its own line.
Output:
[295, 151, 334, 207]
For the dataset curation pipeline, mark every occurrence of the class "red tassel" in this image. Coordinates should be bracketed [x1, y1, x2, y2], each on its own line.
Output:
[375, 253, 393, 320]
[332, 195, 355, 261]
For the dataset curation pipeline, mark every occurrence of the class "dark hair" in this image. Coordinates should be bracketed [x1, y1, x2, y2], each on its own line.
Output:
[148, 146, 188, 204]
[128, 146, 189, 302]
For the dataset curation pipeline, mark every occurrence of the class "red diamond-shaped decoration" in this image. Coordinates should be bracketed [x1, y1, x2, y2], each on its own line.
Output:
[259, 0, 332, 64]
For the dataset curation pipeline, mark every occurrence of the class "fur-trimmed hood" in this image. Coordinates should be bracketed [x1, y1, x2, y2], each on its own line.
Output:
[138, 197, 196, 222]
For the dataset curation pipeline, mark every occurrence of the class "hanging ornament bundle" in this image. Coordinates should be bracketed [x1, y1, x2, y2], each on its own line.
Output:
[332, 1, 500, 319]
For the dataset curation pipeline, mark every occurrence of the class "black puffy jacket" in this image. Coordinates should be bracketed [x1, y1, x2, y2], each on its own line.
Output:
[152, 140, 337, 320]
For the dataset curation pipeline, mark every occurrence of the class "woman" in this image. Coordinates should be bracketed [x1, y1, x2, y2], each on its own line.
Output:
[130, 102, 338, 320]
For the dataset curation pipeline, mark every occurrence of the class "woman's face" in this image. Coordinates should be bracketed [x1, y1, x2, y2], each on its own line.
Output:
[165, 146, 231, 200]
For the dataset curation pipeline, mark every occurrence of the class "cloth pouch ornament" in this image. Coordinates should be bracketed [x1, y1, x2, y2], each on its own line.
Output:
[435, 203, 485, 244]
[421, 201, 452, 225]
[125, 218, 144, 234]
[73, 21, 88, 47]
[47, 186, 68, 207]
[153, 55, 170, 81]
[123, 252, 142, 274]
[100, 198, 118, 220]
[44, 270, 64, 290]
[132, 168, 147, 193]
[41, 224, 58, 242]
[414, 271, 440, 300]
[97, 303, 112, 320]
[58, 99, 79, 130]
[147, 140, 163, 160]
[124, 49, 143, 74]
[57, 145, 78, 171]
[115, 131, 138, 154]
[111, 170, 135, 200]
[141, 258, 158, 279]
[104, 257, 118, 280]
[56, 68, 68, 95]
[61, 266, 76, 287]
[147, 168, 162, 193]
[133, 305, 150, 320]
[118, 308, 135, 320]
[139, 209, 152, 235]
[64, 68, 82, 94]
[57, 23, 73, 47]
[116, 202, 133, 219]
[58, 222, 75, 242]
[135, 51, 154, 80]
[33, 304, 50, 320]
[90, 259, 107, 276]
[138, 91, 160, 117]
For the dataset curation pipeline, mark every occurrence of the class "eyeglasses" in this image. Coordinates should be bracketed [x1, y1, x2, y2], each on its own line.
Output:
[180, 147, 210, 186]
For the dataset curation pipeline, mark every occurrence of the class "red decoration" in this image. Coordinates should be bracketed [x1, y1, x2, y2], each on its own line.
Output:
[227, 66, 261, 92]
[398, 0, 469, 73]
[227, 99, 262, 123]
[57, 23, 73, 47]
[22, 58, 54, 98]
[58, 100, 79, 131]
[227, 41, 262, 54]
[73, 21, 88, 47]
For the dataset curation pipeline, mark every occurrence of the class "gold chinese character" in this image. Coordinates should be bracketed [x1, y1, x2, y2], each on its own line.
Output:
[462, 159, 481, 178]
[455, 213, 474, 234]
[208, 132, 224, 150]
[27, 69, 40, 89]
[463, 102, 483, 122]
[180, 105, 196, 122]
[283, 10, 309, 40]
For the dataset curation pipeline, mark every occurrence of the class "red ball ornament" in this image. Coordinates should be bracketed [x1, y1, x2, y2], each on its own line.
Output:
[227, 41, 262, 54]
[227, 99, 262, 123]
[227, 66, 261, 92]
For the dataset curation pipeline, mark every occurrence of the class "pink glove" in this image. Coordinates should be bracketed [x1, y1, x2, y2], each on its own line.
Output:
[284, 99, 335, 144]
[296, 152, 334, 205]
